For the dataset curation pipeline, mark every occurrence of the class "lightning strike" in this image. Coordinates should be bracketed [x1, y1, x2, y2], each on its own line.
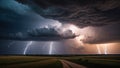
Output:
[96, 45, 101, 54]
[23, 41, 33, 55]
[49, 42, 54, 54]
[104, 44, 107, 54]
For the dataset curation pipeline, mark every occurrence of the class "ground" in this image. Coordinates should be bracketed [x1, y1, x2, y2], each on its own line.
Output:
[0, 55, 120, 68]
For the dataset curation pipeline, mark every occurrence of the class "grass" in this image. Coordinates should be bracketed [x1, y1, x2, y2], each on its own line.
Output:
[0, 56, 50, 65]
[62, 56, 120, 68]
[0, 55, 120, 68]
[0, 56, 62, 68]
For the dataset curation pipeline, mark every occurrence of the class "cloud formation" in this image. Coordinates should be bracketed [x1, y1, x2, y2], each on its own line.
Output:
[0, 0, 30, 14]
[0, 0, 119, 43]
[0, 27, 78, 41]
[17, 0, 120, 27]
[80, 25, 120, 44]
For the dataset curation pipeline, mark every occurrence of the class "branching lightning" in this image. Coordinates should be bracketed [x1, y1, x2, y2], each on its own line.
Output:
[23, 41, 33, 55]
[49, 42, 54, 54]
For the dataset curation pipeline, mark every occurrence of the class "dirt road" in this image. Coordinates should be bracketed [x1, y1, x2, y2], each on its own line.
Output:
[60, 60, 87, 68]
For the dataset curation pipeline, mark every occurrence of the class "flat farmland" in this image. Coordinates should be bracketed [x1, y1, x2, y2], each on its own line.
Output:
[0, 55, 120, 68]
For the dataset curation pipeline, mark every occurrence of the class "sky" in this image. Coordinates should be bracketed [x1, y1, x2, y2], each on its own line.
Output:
[0, 0, 120, 55]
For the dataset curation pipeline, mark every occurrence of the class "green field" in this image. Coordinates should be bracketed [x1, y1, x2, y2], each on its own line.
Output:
[0, 55, 120, 68]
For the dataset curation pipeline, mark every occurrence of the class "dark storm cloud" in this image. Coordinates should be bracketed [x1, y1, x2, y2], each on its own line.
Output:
[17, 0, 120, 27]
[0, 0, 44, 33]
[0, 0, 120, 43]
[0, 0, 31, 14]
[0, 0, 28, 33]
[17, 0, 119, 44]
[0, 0, 78, 41]
[0, 27, 78, 41]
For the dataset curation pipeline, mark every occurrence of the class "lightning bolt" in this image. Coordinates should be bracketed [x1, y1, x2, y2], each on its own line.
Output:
[104, 44, 107, 54]
[96, 45, 101, 54]
[49, 42, 54, 54]
[23, 41, 33, 55]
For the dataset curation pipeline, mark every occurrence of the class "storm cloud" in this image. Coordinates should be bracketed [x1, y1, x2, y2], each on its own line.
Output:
[0, 0, 120, 43]
[0, 27, 78, 41]
[0, 0, 120, 54]
[81, 24, 120, 44]
[17, 0, 120, 27]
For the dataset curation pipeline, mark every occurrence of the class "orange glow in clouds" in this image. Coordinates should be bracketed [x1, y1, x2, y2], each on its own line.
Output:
[65, 24, 120, 54]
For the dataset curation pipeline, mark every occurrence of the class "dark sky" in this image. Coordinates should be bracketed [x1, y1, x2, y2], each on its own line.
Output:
[0, 0, 120, 55]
